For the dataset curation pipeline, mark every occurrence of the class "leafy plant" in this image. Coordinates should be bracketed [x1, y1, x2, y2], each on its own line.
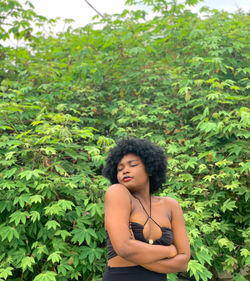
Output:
[0, 0, 249, 280]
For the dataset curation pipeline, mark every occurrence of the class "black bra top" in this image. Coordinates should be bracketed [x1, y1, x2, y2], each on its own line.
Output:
[107, 197, 173, 260]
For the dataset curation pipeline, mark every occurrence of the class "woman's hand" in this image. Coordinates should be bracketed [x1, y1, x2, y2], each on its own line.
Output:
[129, 230, 176, 259]
[168, 244, 177, 258]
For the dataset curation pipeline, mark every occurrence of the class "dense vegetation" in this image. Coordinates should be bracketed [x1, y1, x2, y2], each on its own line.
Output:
[0, 0, 249, 280]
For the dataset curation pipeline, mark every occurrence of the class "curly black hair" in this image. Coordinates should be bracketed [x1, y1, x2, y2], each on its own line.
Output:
[102, 138, 167, 193]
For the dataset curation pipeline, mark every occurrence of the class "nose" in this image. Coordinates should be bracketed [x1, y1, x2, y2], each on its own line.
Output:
[122, 165, 130, 174]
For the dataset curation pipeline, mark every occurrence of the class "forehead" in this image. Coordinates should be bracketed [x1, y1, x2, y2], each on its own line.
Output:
[118, 153, 141, 165]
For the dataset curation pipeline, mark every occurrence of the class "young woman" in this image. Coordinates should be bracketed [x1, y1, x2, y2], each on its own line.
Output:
[102, 138, 190, 281]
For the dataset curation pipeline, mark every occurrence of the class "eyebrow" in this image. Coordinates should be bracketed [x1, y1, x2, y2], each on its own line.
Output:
[117, 159, 140, 166]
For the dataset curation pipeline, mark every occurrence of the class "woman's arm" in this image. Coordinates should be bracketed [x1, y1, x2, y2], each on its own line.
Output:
[105, 184, 177, 264]
[141, 197, 190, 273]
[141, 254, 189, 273]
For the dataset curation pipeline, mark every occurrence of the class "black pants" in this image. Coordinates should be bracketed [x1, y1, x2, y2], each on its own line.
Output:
[102, 265, 167, 281]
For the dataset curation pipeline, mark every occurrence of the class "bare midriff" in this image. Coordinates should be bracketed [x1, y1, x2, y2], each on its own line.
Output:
[108, 256, 138, 267]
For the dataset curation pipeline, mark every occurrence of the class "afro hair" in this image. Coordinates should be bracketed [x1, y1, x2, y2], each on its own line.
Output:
[102, 138, 167, 193]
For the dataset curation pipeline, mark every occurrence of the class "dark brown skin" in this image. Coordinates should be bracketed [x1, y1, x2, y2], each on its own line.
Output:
[105, 153, 190, 274]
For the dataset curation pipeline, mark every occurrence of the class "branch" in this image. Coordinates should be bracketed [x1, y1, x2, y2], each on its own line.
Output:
[84, 0, 104, 18]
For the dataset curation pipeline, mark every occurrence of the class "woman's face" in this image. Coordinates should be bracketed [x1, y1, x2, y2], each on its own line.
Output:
[117, 153, 150, 192]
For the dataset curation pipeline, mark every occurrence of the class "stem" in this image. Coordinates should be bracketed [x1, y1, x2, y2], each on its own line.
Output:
[84, 0, 104, 18]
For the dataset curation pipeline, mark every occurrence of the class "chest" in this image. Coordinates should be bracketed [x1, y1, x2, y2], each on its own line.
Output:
[129, 198, 172, 242]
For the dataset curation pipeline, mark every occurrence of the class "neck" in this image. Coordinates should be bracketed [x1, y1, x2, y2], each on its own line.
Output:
[132, 190, 151, 205]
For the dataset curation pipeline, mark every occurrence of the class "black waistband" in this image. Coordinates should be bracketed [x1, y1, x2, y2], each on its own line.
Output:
[104, 265, 166, 280]
[106, 265, 142, 272]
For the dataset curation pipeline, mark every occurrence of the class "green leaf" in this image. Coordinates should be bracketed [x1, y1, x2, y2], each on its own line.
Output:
[13, 194, 30, 208]
[0, 267, 13, 279]
[44, 205, 64, 216]
[33, 271, 57, 281]
[240, 248, 250, 258]
[45, 220, 60, 230]
[30, 195, 44, 204]
[5, 151, 15, 160]
[187, 259, 212, 281]
[57, 262, 73, 276]
[54, 230, 72, 240]
[218, 238, 234, 251]
[179, 173, 194, 182]
[221, 199, 237, 212]
[0, 226, 19, 242]
[9, 211, 29, 225]
[85, 203, 103, 217]
[199, 121, 218, 133]
[71, 228, 85, 245]
[167, 273, 178, 281]
[234, 273, 247, 281]
[79, 246, 103, 264]
[30, 211, 41, 222]
[18, 170, 34, 181]
[47, 251, 62, 263]
[19, 169, 45, 180]
[183, 157, 197, 169]
[0, 201, 7, 213]
[223, 255, 237, 272]
[2, 168, 17, 179]
[32, 243, 49, 256]
[57, 200, 75, 211]
[40, 146, 57, 155]
[239, 162, 250, 173]
[167, 144, 179, 154]
[21, 256, 35, 271]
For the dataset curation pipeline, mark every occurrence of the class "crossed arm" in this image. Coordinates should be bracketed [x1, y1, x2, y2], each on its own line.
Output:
[105, 184, 190, 273]
[140, 199, 190, 273]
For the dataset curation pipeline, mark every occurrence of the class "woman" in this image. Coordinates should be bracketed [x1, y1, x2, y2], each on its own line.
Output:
[102, 138, 190, 281]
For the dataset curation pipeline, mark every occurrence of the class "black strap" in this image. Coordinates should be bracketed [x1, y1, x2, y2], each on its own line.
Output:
[136, 197, 162, 229]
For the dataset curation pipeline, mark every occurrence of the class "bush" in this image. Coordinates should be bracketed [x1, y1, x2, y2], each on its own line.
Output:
[0, 0, 249, 280]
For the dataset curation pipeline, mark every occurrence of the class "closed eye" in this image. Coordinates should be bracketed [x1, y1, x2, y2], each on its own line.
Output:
[117, 160, 140, 172]
[117, 164, 138, 172]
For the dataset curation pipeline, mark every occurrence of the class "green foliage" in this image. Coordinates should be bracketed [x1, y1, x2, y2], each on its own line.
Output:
[0, 0, 249, 280]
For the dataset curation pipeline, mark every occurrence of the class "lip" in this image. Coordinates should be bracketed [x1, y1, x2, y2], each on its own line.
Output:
[123, 176, 132, 182]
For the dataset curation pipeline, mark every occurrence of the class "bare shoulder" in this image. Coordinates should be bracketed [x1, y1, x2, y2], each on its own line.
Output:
[162, 196, 183, 211]
[105, 184, 131, 199]
[152, 196, 182, 209]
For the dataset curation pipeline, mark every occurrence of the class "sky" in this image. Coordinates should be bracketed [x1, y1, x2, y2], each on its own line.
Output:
[30, 0, 249, 32]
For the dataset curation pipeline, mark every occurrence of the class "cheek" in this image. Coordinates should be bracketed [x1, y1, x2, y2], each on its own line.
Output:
[117, 172, 122, 181]
[141, 170, 149, 180]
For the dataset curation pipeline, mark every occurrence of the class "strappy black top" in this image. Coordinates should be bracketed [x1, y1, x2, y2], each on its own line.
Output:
[106, 197, 173, 260]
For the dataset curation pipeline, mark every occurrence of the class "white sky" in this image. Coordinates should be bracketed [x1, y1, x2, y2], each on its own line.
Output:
[30, 0, 249, 32]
